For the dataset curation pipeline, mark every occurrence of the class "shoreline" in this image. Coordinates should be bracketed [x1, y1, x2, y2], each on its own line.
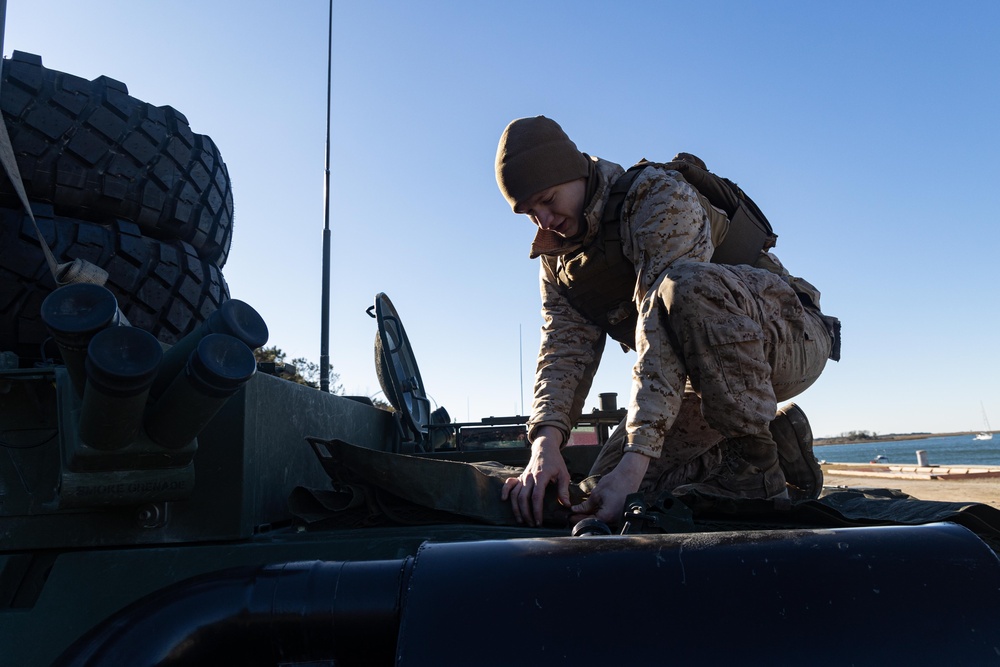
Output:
[815, 431, 995, 446]
[821, 463, 1000, 510]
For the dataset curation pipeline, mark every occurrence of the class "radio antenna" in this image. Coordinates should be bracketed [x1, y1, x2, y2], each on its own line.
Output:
[319, 0, 333, 392]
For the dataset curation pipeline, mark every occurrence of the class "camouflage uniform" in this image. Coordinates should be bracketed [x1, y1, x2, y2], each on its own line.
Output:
[527, 157, 833, 488]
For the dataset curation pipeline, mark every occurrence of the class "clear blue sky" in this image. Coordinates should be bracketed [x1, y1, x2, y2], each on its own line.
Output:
[5, 1, 999, 437]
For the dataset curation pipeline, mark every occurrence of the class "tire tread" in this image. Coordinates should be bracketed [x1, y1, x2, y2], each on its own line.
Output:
[0, 52, 234, 267]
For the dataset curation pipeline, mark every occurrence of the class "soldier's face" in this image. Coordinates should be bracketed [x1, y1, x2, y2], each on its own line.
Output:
[514, 178, 586, 239]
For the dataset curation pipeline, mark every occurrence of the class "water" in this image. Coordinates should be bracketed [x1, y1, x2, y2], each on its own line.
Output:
[815, 434, 1000, 467]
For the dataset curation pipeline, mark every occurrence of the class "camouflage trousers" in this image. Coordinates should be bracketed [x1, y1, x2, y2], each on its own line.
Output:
[591, 390, 726, 493]
[596, 262, 833, 490]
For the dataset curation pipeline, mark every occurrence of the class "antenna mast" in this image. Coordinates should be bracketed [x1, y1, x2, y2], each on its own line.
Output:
[319, 0, 333, 392]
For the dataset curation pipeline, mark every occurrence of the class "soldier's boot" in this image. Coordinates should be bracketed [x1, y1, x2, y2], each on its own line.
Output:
[770, 403, 823, 500]
[672, 432, 788, 501]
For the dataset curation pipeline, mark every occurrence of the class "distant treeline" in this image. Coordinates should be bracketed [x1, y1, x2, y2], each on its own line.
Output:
[816, 430, 935, 445]
[840, 430, 878, 441]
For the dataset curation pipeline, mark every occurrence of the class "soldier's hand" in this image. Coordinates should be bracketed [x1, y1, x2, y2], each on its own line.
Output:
[501, 427, 569, 527]
[571, 452, 649, 524]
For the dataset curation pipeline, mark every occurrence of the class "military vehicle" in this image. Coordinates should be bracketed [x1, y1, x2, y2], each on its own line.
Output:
[3, 22, 1000, 667]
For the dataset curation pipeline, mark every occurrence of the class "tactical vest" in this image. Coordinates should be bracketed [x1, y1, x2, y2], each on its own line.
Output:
[551, 156, 778, 350]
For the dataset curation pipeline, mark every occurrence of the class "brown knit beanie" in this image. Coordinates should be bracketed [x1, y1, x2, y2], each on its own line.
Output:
[495, 116, 590, 210]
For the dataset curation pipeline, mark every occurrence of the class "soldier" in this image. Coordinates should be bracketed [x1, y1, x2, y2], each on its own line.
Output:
[495, 116, 839, 526]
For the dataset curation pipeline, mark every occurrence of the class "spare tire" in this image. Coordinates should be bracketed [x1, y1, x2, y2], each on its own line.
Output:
[0, 51, 234, 267]
[0, 204, 229, 365]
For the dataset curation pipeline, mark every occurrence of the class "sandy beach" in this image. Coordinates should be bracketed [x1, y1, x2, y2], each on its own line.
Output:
[822, 464, 1000, 510]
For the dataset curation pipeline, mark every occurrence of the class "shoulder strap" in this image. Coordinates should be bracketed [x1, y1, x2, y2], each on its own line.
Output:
[600, 164, 646, 228]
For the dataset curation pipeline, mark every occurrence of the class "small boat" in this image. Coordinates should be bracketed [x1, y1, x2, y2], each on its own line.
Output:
[870, 455, 889, 464]
[975, 402, 993, 441]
